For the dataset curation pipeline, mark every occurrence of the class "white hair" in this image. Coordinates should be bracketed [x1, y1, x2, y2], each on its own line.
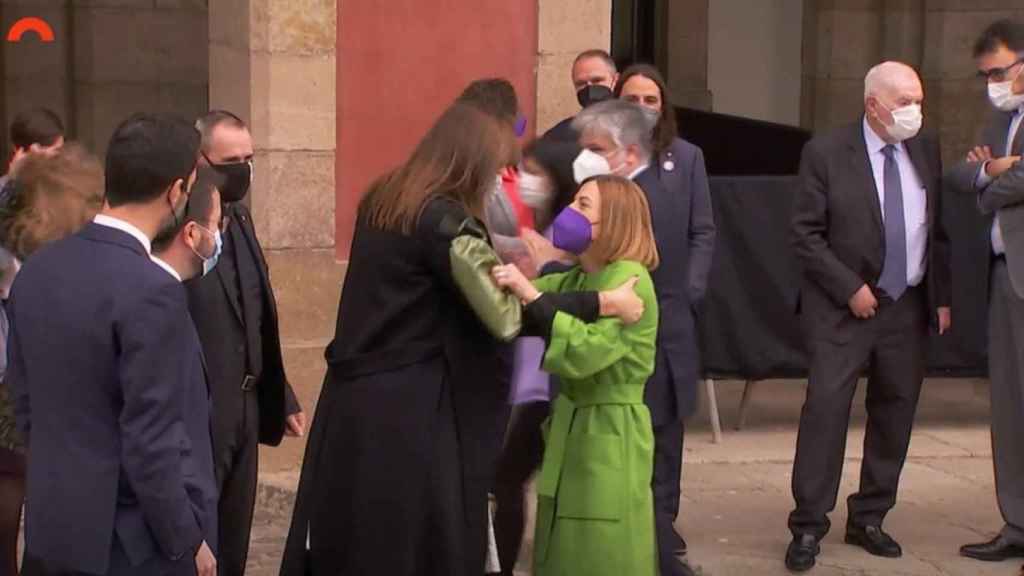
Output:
[864, 61, 918, 100]
[571, 99, 656, 160]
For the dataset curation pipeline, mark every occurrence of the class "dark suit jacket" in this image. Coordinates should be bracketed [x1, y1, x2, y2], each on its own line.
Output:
[947, 110, 1024, 298]
[6, 223, 215, 574]
[542, 116, 578, 143]
[186, 203, 299, 447]
[635, 166, 703, 423]
[792, 121, 951, 343]
[657, 138, 716, 304]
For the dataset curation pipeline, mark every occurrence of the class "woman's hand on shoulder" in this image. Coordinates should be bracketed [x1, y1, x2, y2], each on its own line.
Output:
[599, 276, 645, 325]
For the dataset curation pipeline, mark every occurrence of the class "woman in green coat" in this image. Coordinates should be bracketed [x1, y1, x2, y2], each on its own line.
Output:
[493, 174, 660, 576]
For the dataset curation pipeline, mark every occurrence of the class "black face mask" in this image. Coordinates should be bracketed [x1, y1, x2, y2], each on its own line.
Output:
[577, 84, 614, 108]
[204, 153, 252, 203]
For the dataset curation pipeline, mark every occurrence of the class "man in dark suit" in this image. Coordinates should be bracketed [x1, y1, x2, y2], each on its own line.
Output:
[541, 49, 618, 143]
[948, 19, 1024, 564]
[187, 110, 304, 576]
[8, 113, 218, 575]
[527, 98, 712, 576]
[786, 61, 951, 572]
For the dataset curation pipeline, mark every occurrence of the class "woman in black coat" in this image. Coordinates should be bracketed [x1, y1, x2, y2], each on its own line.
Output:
[280, 102, 642, 576]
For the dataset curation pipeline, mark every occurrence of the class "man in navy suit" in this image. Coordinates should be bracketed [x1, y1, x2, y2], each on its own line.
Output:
[8, 113, 218, 576]
[526, 99, 713, 576]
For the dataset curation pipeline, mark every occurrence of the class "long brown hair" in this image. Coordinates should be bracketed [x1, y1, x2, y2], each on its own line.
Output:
[360, 103, 512, 234]
[586, 175, 659, 270]
[615, 64, 677, 156]
[1, 143, 104, 259]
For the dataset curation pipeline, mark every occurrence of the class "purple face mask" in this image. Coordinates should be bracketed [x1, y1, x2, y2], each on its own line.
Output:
[551, 206, 594, 255]
[514, 115, 528, 138]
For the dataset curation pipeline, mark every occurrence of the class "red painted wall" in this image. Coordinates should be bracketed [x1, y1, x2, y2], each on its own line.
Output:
[336, 1, 539, 258]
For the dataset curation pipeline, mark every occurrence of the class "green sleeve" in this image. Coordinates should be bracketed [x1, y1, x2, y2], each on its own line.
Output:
[542, 315, 628, 379]
[532, 269, 575, 294]
[541, 260, 655, 379]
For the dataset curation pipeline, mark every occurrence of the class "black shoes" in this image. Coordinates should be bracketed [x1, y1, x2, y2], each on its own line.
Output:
[785, 534, 820, 572]
[960, 535, 1024, 561]
[844, 524, 902, 558]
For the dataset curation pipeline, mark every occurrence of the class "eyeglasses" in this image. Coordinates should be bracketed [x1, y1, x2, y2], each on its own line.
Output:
[978, 58, 1024, 82]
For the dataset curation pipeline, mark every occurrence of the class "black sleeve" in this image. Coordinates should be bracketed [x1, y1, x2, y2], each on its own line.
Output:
[520, 291, 600, 340]
[539, 261, 575, 276]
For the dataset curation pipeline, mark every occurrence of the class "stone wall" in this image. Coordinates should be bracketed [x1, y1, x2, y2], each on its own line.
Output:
[803, 0, 1024, 165]
[536, 0, 612, 133]
[3, 0, 208, 157]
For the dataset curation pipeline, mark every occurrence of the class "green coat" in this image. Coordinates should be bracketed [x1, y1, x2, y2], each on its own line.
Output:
[531, 260, 659, 576]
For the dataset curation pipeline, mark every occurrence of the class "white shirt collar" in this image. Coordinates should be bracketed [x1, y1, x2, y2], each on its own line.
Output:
[149, 255, 181, 282]
[627, 162, 652, 181]
[862, 116, 905, 156]
[93, 214, 152, 255]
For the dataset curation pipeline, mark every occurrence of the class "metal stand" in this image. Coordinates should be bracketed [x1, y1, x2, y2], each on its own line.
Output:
[705, 378, 723, 444]
[736, 380, 758, 430]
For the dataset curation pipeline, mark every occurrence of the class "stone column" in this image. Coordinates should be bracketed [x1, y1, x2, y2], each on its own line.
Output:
[210, 0, 342, 472]
[536, 0, 612, 133]
[664, 0, 712, 110]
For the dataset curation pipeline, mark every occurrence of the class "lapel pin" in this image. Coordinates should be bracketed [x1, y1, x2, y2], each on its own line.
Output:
[663, 160, 675, 172]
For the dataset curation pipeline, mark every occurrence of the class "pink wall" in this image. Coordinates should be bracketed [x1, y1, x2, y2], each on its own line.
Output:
[336, 1, 539, 258]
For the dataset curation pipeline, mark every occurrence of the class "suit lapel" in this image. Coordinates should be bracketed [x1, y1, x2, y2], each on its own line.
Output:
[216, 229, 244, 323]
[847, 125, 884, 238]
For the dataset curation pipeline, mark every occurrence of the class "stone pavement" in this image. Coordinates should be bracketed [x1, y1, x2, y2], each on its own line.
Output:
[246, 378, 1016, 576]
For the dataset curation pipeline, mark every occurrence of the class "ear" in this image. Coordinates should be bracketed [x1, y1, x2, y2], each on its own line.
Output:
[167, 178, 186, 206]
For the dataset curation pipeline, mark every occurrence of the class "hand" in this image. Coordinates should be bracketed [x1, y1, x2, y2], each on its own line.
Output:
[195, 541, 216, 576]
[285, 412, 307, 437]
[520, 228, 573, 268]
[492, 264, 539, 303]
[937, 306, 951, 335]
[848, 284, 878, 319]
[985, 155, 1021, 178]
[599, 277, 645, 325]
[967, 145, 994, 163]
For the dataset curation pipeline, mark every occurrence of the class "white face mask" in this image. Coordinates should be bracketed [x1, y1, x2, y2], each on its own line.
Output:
[880, 103, 923, 142]
[517, 171, 552, 210]
[989, 77, 1024, 112]
[572, 149, 612, 183]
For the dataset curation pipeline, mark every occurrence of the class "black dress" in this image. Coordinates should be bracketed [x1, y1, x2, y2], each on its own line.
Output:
[280, 197, 513, 576]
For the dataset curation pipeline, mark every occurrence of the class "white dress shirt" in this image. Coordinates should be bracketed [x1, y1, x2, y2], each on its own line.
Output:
[150, 255, 182, 282]
[976, 107, 1024, 255]
[627, 162, 651, 181]
[93, 214, 152, 255]
[862, 118, 928, 287]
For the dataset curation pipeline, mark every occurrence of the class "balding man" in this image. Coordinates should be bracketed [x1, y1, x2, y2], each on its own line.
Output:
[785, 61, 951, 572]
[542, 49, 619, 143]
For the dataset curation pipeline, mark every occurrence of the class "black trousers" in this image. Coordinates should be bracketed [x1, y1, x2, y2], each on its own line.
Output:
[213, 390, 260, 576]
[788, 287, 926, 538]
[653, 419, 687, 576]
[493, 401, 550, 576]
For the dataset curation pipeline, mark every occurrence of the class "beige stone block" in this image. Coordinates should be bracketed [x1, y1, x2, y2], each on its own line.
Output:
[265, 248, 346, 346]
[250, 0, 336, 56]
[538, 0, 611, 56]
[925, 0, 1024, 11]
[72, 7, 208, 85]
[809, 78, 866, 132]
[6, 79, 67, 135]
[209, 44, 253, 121]
[209, 0, 251, 50]
[922, 10, 1021, 79]
[817, 10, 883, 80]
[250, 150, 335, 250]
[74, 81, 208, 156]
[258, 342, 326, 473]
[250, 52, 336, 152]
[536, 51, 578, 135]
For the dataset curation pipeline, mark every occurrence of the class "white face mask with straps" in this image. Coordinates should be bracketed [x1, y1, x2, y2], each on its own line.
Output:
[517, 171, 552, 210]
[880, 103, 923, 142]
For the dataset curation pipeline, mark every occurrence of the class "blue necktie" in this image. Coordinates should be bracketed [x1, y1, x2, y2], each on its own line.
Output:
[878, 144, 907, 301]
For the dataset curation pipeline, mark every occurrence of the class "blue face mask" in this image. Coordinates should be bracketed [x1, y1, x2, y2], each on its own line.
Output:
[192, 225, 222, 277]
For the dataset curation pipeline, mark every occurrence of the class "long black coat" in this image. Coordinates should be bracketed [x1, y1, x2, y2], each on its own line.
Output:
[280, 197, 509, 576]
